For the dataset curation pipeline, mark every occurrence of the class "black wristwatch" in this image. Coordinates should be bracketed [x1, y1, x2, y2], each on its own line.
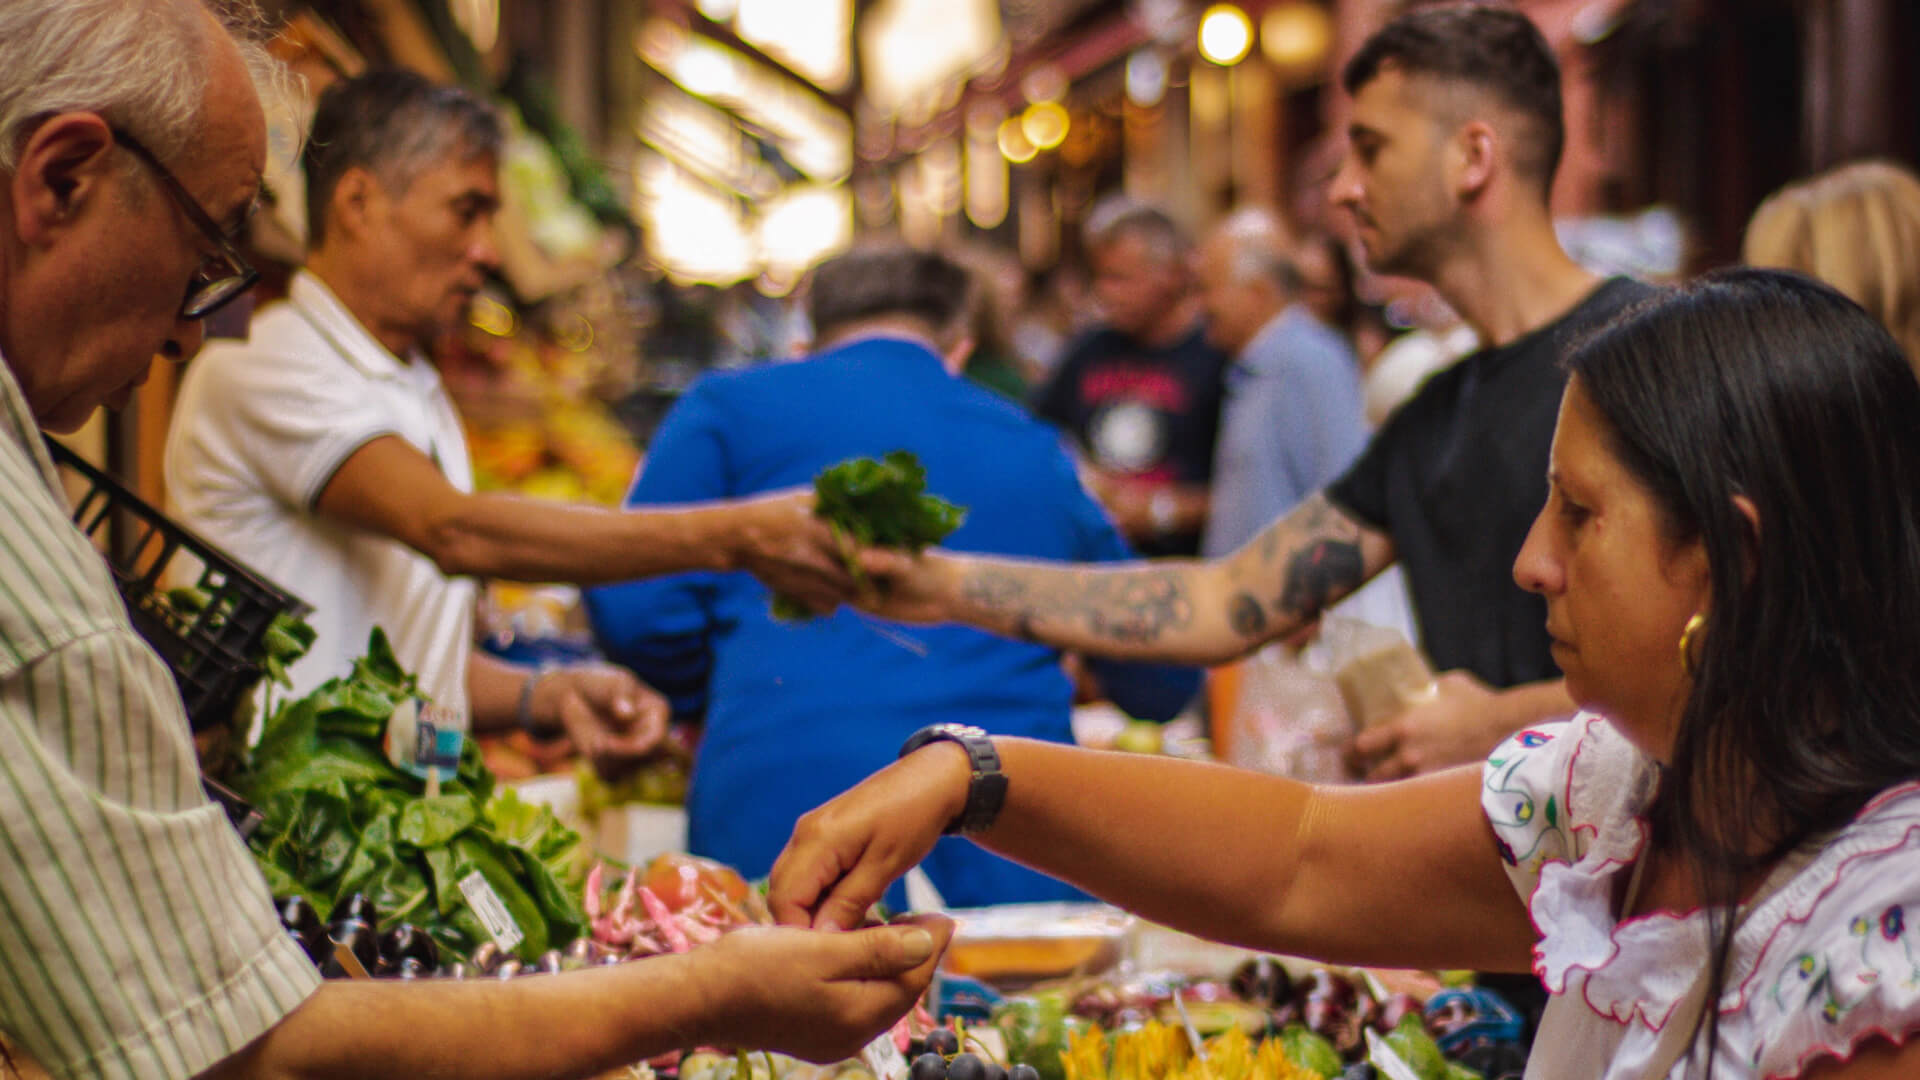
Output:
[899, 723, 1008, 836]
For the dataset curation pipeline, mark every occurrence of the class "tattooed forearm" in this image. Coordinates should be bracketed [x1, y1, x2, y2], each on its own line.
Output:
[1278, 539, 1366, 616]
[1230, 592, 1267, 638]
[959, 565, 1197, 650]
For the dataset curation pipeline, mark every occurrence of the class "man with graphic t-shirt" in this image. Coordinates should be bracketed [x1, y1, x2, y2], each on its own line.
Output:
[1032, 200, 1229, 557]
[859, 5, 1654, 778]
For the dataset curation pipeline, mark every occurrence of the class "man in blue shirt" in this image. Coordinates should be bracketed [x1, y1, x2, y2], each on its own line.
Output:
[587, 249, 1200, 909]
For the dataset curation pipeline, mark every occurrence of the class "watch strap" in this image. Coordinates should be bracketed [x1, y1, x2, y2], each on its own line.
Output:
[899, 723, 1008, 835]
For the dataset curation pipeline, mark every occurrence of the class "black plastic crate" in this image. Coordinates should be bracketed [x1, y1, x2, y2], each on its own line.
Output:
[47, 440, 311, 733]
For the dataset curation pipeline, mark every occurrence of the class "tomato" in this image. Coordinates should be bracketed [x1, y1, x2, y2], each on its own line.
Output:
[642, 852, 748, 912]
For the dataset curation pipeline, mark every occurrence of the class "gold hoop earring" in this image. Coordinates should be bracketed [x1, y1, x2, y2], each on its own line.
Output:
[1678, 612, 1706, 678]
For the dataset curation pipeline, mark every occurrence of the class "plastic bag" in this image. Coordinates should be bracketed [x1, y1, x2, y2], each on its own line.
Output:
[1224, 643, 1353, 782]
[1319, 616, 1438, 730]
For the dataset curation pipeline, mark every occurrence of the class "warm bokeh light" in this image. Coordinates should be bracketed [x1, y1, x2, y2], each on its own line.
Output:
[1021, 101, 1070, 150]
[1261, 1, 1333, 72]
[1197, 4, 1253, 67]
[997, 116, 1037, 163]
[759, 185, 853, 279]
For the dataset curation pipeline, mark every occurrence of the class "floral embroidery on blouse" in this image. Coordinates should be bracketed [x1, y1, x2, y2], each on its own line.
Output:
[1479, 714, 1920, 1078]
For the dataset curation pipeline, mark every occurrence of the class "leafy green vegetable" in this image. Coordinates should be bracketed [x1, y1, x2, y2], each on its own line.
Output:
[236, 629, 587, 961]
[1278, 1024, 1342, 1078]
[772, 451, 967, 620]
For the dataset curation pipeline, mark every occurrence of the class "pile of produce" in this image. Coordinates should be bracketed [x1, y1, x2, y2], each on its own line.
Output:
[234, 629, 592, 966]
[772, 451, 967, 619]
[989, 961, 1517, 1080]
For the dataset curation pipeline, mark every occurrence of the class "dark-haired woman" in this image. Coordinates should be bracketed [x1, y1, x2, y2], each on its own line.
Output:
[767, 269, 1920, 1078]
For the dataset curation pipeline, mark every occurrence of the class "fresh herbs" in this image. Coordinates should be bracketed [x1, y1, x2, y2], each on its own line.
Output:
[236, 629, 591, 962]
[772, 450, 967, 620]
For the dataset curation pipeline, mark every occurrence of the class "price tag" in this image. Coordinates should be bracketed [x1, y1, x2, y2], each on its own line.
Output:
[858, 1031, 909, 1080]
[459, 870, 525, 952]
[385, 697, 468, 782]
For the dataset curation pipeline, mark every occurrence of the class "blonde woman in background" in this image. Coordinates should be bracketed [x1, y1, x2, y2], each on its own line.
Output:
[1745, 159, 1920, 371]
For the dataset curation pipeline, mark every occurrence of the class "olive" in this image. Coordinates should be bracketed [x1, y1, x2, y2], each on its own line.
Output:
[536, 949, 565, 975]
[923, 1029, 960, 1057]
[946, 1054, 986, 1080]
[439, 961, 470, 980]
[596, 951, 626, 967]
[382, 924, 441, 971]
[1230, 957, 1292, 1008]
[324, 919, 379, 977]
[276, 896, 322, 937]
[469, 941, 503, 975]
[908, 1053, 948, 1080]
[392, 957, 429, 980]
[1008, 1066, 1041, 1080]
[1375, 992, 1423, 1033]
[330, 893, 378, 928]
[494, 958, 524, 979]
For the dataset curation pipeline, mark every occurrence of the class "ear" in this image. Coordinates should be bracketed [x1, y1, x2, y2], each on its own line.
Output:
[940, 333, 977, 375]
[1452, 120, 1497, 201]
[10, 113, 117, 247]
[325, 165, 382, 243]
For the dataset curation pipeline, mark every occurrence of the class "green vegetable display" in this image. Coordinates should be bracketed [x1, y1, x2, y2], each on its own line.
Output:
[772, 451, 968, 620]
[235, 629, 592, 962]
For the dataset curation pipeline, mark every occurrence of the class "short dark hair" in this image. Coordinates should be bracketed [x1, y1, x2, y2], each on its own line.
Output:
[1342, 3, 1565, 195]
[1569, 268, 1920, 1071]
[806, 248, 973, 343]
[303, 68, 503, 246]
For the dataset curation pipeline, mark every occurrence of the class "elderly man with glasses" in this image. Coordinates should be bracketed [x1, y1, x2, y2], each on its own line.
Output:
[0, 5, 948, 1079]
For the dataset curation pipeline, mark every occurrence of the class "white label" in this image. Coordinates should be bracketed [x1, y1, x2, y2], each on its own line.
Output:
[459, 870, 524, 952]
[858, 1032, 909, 1080]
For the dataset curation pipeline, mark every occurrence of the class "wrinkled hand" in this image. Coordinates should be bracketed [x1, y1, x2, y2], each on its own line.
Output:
[535, 663, 670, 780]
[688, 915, 955, 1062]
[1345, 670, 1508, 781]
[769, 744, 972, 931]
[730, 489, 859, 614]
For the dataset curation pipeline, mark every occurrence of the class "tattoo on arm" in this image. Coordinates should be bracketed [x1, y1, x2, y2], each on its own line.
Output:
[1230, 592, 1267, 638]
[960, 567, 1196, 647]
[1279, 539, 1366, 616]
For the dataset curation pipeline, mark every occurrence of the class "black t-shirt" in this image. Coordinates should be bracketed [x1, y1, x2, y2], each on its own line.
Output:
[1032, 323, 1230, 556]
[1327, 277, 1658, 689]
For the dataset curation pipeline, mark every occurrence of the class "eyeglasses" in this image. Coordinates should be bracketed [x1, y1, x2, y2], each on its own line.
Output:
[110, 127, 259, 320]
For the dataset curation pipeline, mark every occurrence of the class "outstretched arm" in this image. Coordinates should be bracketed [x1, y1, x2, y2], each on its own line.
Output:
[864, 494, 1395, 665]
[771, 738, 1531, 974]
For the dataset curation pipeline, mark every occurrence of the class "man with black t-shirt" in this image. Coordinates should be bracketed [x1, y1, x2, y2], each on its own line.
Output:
[858, 4, 1651, 774]
[1032, 200, 1229, 557]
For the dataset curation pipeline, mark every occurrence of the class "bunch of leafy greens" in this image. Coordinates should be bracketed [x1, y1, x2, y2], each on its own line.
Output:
[771, 451, 967, 620]
[235, 628, 591, 962]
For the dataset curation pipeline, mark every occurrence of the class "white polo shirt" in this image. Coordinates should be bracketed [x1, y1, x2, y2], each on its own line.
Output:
[166, 270, 476, 717]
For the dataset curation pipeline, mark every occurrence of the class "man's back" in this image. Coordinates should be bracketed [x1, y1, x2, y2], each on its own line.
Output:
[588, 336, 1198, 906]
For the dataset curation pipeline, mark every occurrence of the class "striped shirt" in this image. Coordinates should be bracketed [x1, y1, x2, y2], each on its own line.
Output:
[0, 355, 320, 1079]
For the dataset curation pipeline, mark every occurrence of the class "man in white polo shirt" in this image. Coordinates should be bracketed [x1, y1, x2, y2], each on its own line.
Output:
[168, 69, 857, 770]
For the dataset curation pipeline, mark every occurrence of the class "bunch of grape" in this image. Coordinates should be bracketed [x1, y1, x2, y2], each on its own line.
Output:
[907, 1027, 1039, 1080]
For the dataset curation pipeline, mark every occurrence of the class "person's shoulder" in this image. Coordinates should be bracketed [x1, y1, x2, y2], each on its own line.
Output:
[1737, 780, 1920, 1077]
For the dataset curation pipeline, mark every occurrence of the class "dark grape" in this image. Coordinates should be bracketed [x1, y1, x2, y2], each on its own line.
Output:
[923, 1029, 960, 1057]
[330, 893, 378, 928]
[983, 1063, 1008, 1080]
[946, 1054, 986, 1080]
[909, 1052, 949, 1080]
[276, 896, 321, 937]
[1008, 1065, 1040, 1080]
[1340, 1066, 1378, 1080]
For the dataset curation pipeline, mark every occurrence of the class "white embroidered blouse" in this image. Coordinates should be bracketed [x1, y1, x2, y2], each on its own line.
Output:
[1484, 713, 1920, 1078]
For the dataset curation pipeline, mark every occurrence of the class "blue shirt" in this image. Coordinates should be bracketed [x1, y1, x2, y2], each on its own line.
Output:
[587, 336, 1201, 908]
[1201, 306, 1370, 557]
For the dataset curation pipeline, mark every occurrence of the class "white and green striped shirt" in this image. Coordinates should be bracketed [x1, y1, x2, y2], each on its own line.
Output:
[0, 356, 320, 1079]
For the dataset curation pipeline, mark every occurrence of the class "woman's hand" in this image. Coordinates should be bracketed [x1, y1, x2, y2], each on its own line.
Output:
[769, 743, 972, 931]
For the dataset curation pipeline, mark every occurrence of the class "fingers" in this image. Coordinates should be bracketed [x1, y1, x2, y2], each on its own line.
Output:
[842, 916, 954, 979]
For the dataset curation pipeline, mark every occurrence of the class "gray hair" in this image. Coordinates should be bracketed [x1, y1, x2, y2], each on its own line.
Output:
[1083, 196, 1189, 266]
[1213, 207, 1303, 291]
[303, 68, 504, 247]
[0, 0, 282, 174]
